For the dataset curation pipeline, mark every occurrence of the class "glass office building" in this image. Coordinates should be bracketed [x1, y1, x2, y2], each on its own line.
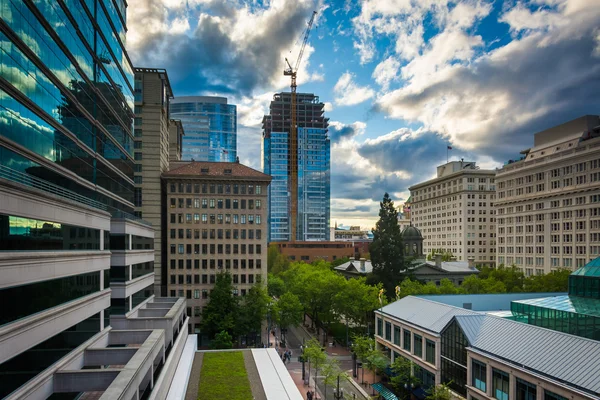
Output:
[0, 1, 186, 398]
[170, 96, 237, 162]
[511, 257, 600, 340]
[262, 93, 330, 242]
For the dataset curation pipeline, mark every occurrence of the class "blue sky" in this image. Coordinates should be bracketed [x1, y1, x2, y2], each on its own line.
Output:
[127, 0, 600, 229]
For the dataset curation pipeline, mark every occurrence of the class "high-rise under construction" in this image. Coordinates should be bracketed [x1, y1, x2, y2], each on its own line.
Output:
[263, 92, 330, 242]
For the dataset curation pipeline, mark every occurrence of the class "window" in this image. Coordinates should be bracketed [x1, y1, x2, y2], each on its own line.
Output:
[544, 390, 567, 400]
[393, 325, 401, 346]
[472, 360, 486, 393]
[385, 322, 391, 341]
[425, 339, 435, 365]
[516, 378, 536, 400]
[413, 334, 423, 357]
[377, 318, 383, 337]
[492, 369, 509, 400]
[403, 329, 411, 351]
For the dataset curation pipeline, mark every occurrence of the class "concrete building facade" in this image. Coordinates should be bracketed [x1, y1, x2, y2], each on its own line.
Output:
[410, 161, 497, 266]
[262, 92, 330, 242]
[133, 67, 184, 295]
[271, 241, 354, 263]
[495, 115, 600, 275]
[162, 161, 271, 335]
[170, 96, 237, 162]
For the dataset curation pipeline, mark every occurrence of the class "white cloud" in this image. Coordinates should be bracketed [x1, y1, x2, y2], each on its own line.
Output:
[372, 56, 400, 90]
[323, 102, 333, 112]
[333, 72, 375, 106]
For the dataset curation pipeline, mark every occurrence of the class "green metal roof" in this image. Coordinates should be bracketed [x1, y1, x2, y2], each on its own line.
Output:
[512, 295, 600, 318]
[371, 383, 399, 400]
[571, 257, 600, 276]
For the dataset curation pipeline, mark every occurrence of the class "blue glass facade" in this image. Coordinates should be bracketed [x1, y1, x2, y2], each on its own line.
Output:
[262, 93, 330, 242]
[0, 0, 135, 214]
[170, 96, 237, 162]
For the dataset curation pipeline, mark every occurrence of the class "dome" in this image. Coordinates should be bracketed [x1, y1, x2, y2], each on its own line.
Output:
[402, 225, 422, 239]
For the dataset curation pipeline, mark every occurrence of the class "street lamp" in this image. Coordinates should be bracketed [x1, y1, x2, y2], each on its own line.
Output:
[404, 382, 414, 400]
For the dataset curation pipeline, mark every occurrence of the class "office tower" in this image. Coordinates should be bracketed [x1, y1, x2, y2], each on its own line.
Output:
[0, 1, 186, 398]
[170, 96, 237, 162]
[162, 161, 271, 336]
[133, 67, 185, 294]
[410, 161, 497, 266]
[495, 115, 600, 275]
[262, 92, 330, 242]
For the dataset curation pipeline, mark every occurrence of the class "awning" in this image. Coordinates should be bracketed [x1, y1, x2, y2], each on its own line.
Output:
[371, 383, 399, 400]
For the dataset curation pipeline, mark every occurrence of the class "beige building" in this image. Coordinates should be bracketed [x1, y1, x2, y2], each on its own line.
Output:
[162, 161, 271, 334]
[495, 115, 600, 275]
[410, 161, 497, 266]
[133, 67, 184, 295]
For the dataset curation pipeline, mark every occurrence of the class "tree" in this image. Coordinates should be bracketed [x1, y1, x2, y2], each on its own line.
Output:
[331, 256, 350, 268]
[201, 272, 240, 338]
[479, 265, 524, 292]
[426, 384, 452, 400]
[272, 292, 303, 344]
[336, 278, 380, 337]
[239, 282, 270, 341]
[322, 359, 349, 399]
[524, 269, 570, 292]
[461, 275, 507, 294]
[210, 330, 233, 349]
[365, 349, 388, 384]
[267, 273, 286, 297]
[267, 244, 289, 274]
[303, 338, 327, 387]
[369, 193, 407, 294]
[390, 357, 420, 397]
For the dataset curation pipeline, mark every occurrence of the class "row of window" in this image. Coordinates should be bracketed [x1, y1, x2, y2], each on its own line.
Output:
[169, 258, 262, 269]
[170, 287, 249, 299]
[170, 273, 261, 286]
[471, 360, 566, 400]
[170, 198, 261, 210]
[169, 213, 262, 225]
[169, 243, 262, 255]
[170, 228, 262, 240]
[379, 319, 436, 365]
[169, 182, 262, 195]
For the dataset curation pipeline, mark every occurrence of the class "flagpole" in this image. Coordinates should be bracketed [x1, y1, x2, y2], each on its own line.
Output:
[447, 146, 449, 163]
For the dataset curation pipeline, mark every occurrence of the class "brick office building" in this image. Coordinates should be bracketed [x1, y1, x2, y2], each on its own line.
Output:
[162, 161, 271, 335]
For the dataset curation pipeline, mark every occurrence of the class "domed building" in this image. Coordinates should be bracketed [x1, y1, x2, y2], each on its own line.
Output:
[401, 224, 424, 258]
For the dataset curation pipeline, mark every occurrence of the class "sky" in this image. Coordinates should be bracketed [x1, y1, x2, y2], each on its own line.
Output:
[126, 0, 600, 230]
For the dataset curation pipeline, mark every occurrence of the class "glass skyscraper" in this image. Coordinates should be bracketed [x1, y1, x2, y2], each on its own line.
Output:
[0, 1, 186, 398]
[263, 93, 330, 242]
[170, 96, 237, 162]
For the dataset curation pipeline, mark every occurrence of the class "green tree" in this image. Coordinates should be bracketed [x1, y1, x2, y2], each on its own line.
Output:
[201, 272, 240, 338]
[303, 338, 327, 387]
[272, 292, 303, 344]
[524, 268, 571, 292]
[331, 256, 350, 268]
[336, 278, 380, 336]
[239, 282, 270, 340]
[365, 349, 388, 384]
[210, 330, 233, 349]
[369, 193, 407, 294]
[267, 273, 286, 297]
[390, 357, 420, 397]
[267, 244, 289, 274]
[480, 265, 524, 292]
[322, 359, 349, 399]
[426, 384, 452, 400]
[461, 275, 507, 294]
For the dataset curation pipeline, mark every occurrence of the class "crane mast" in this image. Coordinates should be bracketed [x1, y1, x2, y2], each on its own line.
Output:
[284, 10, 316, 242]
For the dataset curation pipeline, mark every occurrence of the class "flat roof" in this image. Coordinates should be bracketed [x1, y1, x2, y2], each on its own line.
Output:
[513, 295, 600, 317]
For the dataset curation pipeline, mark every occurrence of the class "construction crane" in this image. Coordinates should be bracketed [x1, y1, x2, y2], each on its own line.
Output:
[284, 10, 317, 242]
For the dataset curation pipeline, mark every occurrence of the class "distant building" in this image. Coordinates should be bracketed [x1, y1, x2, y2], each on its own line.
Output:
[334, 258, 373, 278]
[332, 225, 369, 241]
[410, 256, 480, 286]
[495, 115, 600, 275]
[410, 161, 497, 266]
[272, 241, 353, 263]
[375, 295, 600, 400]
[170, 96, 237, 162]
[263, 92, 330, 242]
[162, 161, 271, 337]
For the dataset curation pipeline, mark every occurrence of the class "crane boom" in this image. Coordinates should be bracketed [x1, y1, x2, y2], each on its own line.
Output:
[284, 10, 317, 242]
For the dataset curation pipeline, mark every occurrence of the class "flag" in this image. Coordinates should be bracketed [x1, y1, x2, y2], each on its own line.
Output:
[447, 146, 452, 150]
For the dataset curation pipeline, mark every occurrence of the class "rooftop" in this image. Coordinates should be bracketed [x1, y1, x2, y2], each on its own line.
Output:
[334, 259, 373, 274]
[378, 296, 480, 334]
[418, 292, 567, 311]
[453, 313, 600, 396]
[163, 161, 271, 180]
[418, 260, 479, 274]
[512, 295, 600, 318]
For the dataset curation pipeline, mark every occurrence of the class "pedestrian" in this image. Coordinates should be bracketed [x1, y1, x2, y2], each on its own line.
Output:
[307, 390, 313, 400]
